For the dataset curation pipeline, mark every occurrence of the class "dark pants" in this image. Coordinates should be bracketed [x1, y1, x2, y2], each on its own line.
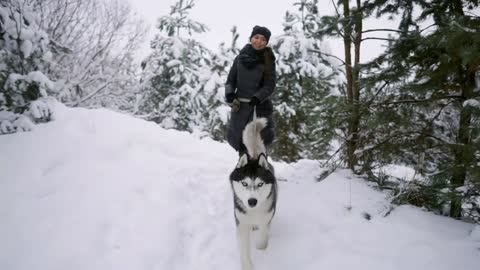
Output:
[227, 100, 275, 153]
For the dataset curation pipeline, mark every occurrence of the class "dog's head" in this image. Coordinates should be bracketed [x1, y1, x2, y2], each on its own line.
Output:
[229, 154, 275, 209]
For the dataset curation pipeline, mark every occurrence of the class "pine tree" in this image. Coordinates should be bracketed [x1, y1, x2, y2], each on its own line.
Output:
[305, 0, 371, 169]
[139, 0, 211, 132]
[363, 0, 480, 220]
[0, 0, 58, 134]
[270, 11, 338, 161]
[201, 26, 240, 141]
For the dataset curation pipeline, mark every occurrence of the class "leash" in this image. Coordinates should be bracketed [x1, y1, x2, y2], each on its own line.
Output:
[252, 105, 257, 137]
[347, 177, 352, 211]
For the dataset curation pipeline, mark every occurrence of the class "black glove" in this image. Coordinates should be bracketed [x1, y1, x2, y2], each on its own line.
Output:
[226, 93, 236, 103]
[230, 99, 240, 112]
[249, 96, 260, 107]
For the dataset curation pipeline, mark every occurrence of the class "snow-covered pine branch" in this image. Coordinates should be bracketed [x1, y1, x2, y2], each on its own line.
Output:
[0, 0, 58, 134]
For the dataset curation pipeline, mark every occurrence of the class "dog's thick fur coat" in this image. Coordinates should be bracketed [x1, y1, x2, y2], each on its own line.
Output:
[229, 117, 277, 270]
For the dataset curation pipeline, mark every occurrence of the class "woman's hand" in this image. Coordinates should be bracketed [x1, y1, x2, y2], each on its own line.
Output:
[249, 96, 260, 107]
[226, 94, 240, 112]
[229, 99, 240, 112]
[226, 93, 236, 103]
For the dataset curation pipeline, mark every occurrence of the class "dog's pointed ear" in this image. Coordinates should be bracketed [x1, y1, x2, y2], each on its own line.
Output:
[258, 154, 269, 169]
[236, 153, 248, 168]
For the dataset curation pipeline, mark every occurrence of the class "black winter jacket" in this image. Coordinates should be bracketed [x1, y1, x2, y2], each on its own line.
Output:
[225, 44, 276, 152]
[225, 46, 276, 103]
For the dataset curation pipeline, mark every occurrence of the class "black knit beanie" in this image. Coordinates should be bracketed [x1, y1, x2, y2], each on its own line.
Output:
[249, 25, 271, 43]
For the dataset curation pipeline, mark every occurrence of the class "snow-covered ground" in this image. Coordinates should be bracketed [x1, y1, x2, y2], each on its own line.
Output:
[1, 104, 479, 270]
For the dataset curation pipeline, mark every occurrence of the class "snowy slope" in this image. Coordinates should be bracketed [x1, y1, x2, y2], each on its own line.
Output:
[1, 104, 479, 270]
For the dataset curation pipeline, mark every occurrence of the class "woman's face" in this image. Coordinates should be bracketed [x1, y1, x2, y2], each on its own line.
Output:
[250, 34, 267, 50]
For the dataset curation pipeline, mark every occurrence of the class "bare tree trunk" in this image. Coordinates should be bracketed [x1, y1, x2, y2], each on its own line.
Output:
[449, 0, 475, 218]
[343, 0, 363, 170]
[450, 68, 475, 218]
[341, 0, 354, 169]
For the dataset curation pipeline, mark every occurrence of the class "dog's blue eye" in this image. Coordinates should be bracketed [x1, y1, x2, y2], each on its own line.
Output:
[241, 181, 248, 187]
[257, 183, 264, 187]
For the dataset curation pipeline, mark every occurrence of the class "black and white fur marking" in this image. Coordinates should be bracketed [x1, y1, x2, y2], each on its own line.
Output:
[229, 117, 278, 270]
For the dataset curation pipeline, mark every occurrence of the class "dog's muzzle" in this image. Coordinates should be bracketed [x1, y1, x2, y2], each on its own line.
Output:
[248, 198, 257, 207]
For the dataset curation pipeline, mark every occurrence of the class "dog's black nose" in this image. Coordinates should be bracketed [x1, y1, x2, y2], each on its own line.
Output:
[248, 198, 257, 207]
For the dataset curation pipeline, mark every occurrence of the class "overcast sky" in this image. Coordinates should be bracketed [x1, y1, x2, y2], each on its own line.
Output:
[129, 0, 398, 62]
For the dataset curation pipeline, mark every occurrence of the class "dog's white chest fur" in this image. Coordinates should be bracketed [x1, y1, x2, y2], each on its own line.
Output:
[235, 203, 274, 226]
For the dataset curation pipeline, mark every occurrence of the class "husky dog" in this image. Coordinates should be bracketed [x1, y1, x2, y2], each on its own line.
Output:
[229, 117, 278, 270]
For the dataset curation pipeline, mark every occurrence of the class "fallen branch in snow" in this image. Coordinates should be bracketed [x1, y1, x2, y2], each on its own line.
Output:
[73, 82, 111, 107]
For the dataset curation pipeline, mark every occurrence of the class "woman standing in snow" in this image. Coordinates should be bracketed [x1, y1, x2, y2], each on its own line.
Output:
[225, 25, 276, 157]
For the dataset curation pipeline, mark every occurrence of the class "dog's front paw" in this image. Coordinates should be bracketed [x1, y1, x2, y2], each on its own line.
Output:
[256, 225, 270, 250]
[256, 239, 268, 250]
[241, 260, 254, 270]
